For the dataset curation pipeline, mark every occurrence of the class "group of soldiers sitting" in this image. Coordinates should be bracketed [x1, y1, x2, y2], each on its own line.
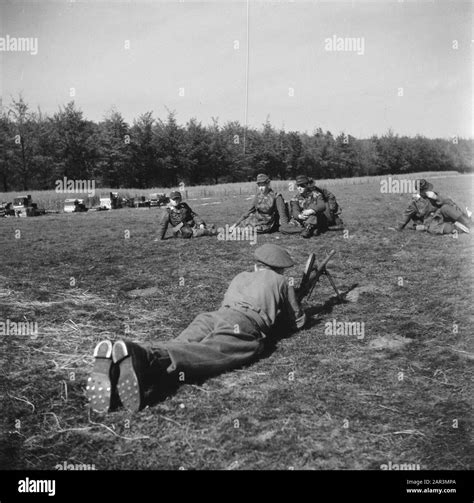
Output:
[158, 174, 471, 240]
[398, 179, 471, 235]
[157, 174, 344, 240]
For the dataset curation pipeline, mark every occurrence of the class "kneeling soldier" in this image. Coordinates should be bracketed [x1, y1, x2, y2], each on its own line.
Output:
[158, 191, 217, 240]
[86, 244, 306, 413]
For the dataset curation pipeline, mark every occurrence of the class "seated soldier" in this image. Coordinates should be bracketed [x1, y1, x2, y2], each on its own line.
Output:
[418, 179, 471, 234]
[308, 178, 344, 230]
[398, 193, 440, 231]
[86, 244, 307, 413]
[157, 191, 217, 240]
[281, 175, 328, 238]
[230, 174, 288, 234]
[398, 190, 471, 235]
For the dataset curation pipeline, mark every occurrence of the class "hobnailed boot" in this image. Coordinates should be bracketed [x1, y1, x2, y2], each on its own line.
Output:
[112, 340, 149, 412]
[86, 340, 115, 413]
[454, 221, 470, 234]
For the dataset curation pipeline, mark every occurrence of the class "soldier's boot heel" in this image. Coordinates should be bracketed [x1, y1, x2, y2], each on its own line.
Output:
[112, 341, 146, 412]
[87, 340, 114, 413]
[302, 225, 316, 238]
[454, 221, 470, 234]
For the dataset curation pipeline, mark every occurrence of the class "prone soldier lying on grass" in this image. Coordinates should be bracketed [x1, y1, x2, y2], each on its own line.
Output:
[86, 244, 326, 413]
[157, 191, 217, 240]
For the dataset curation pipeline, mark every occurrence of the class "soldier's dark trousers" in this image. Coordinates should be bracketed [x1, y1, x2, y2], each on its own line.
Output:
[275, 194, 289, 226]
[301, 212, 328, 232]
[143, 308, 264, 379]
[438, 204, 470, 227]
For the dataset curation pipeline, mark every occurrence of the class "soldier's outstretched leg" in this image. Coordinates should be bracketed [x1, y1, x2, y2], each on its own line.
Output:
[275, 194, 289, 226]
[302, 213, 328, 238]
[193, 225, 218, 237]
[97, 310, 264, 411]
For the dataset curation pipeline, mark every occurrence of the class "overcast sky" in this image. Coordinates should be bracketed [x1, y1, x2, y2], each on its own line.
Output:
[0, 0, 472, 138]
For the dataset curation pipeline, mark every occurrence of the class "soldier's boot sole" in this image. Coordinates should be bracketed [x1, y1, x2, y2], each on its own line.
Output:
[112, 341, 144, 413]
[87, 340, 113, 413]
[454, 221, 470, 234]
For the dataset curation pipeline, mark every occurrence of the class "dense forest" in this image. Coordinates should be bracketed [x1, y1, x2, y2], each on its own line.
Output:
[0, 96, 472, 191]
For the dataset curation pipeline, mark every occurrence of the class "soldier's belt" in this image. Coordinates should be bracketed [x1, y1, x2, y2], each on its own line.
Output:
[223, 302, 271, 335]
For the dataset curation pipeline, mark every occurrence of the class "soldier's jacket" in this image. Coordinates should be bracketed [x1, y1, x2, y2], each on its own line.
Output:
[290, 190, 327, 220]
[238, 189, 279, 231]
[158, 202, 204, 239]
[401, 197, 453, 234]
[221, 268, 305, 333]
[403, 197, 436, 225]
[311, 186, 339, 213]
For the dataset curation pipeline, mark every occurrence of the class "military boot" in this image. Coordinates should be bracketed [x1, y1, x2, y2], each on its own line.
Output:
[86, 340, 115, 413]
[112, 340, 149, 412]
[302, 224, 317, 238]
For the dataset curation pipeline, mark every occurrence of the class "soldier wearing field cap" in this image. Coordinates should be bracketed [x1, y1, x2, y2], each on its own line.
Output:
[231, 173, 289, 233]
[282, 174, 328, 238]
[87, 244, 307, 413]
[158, 190, 217, 240]
[417, 179, 472, 233]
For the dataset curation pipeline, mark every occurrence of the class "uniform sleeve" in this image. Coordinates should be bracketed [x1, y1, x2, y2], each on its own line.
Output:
[404, 201, 417, 219]
[280, 280, 306, 330]
[158, 210, 170, 239]
[185, 203, 204, 226]
[240, 196, 257, 219]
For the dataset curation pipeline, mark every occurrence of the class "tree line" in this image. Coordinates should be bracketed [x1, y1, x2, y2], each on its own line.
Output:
[0, 96, 472, 192]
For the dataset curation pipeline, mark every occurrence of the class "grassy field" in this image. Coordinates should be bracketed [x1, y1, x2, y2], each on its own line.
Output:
[0, 170, 461, 211]
[0, 173, 473, 470]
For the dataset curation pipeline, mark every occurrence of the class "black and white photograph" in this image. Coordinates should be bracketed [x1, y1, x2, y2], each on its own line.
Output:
[0, 0, 472, 495]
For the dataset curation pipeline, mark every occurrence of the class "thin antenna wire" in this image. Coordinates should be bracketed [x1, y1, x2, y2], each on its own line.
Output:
[243, 0, 250, 155]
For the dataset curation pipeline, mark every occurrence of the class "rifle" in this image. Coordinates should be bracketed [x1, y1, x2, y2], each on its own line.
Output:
[297, 249, 342, 302]
[230, 216, 245, 230]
